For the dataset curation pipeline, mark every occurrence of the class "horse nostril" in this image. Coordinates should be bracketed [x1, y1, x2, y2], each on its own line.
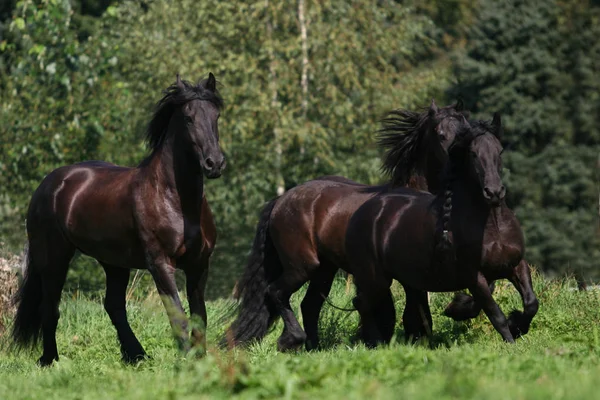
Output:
[484, 187, 493, 198]
[205, 157, 215, 169]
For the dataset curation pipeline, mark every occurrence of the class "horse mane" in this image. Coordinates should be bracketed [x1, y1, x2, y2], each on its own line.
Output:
[376, 107, 434, 187]
[145, 77, 223, 151]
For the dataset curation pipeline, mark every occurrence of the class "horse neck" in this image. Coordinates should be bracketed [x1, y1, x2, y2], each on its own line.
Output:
[448, 177, 490, 237]
[422, 153, 445, 194]
[142, 127, 204, 214]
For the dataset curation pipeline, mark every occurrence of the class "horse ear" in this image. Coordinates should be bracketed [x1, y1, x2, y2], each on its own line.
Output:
[492, 112, 503, 138]
[461, 114, 470, 126]
[429, 99, 439, 117]
[205, 72, 217, 92]
[455, 98, 464, 111]
[176, 74, 184, 90]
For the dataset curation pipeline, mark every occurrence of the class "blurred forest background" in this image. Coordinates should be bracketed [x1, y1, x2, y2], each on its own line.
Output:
[0, 0, 598, 298]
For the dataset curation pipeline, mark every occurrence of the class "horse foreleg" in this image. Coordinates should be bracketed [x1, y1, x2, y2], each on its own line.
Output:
[469, 272, 514, 343]
[102, 264, 146, 363]
[185, 263, 209, 355]
[402, 285, 432, 343]
[354, 276, 395, 348]
[507, 259, 539, 338]
[443, 282, 496, 321]
[148, 259, 190, 352]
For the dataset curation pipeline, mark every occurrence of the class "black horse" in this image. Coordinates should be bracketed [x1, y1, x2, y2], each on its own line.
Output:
[224, 101, 473, 351]
[346, 114, 539, 346]
[12, 74, 224, 366]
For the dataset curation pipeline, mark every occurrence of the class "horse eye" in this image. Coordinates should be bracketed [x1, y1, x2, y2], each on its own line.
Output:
[184, 116, 193, 124]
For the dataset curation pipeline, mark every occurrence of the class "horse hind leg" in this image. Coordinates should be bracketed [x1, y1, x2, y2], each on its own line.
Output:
[300, 265, 337, 351]
[268, 276, 308, 352]
[101, 264, 146, 363]
[33, 233, 75, 366]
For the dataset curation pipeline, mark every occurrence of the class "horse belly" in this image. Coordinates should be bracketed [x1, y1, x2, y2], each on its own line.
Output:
[395, 260, 468, 292]
[385, 214, 468, 292]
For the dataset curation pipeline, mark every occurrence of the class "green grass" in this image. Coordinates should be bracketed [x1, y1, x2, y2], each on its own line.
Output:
[1, 273, 600, 399]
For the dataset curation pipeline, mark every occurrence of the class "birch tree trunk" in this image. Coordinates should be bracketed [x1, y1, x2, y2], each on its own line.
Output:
[266, 0, 285, 196]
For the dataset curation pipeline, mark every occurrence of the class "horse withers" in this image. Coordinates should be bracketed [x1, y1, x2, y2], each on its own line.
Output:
[347, 114, 538, 346]
[12, 73, 224, 366]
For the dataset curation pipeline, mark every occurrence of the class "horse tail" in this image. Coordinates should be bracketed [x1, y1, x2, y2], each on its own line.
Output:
[11, 244, 43, 349]
[222, 198, 281, 347]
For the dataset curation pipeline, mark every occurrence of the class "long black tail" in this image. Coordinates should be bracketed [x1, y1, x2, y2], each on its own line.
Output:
[221, 199, 282, 347]
[11, 245, 43, 350]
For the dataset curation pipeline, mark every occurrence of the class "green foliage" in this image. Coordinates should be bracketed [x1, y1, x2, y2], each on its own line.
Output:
[1, 274, 600, 399]
[2, 0, 597, 294]
[0, 0, 450, 296]
[450, 0, 600, 282]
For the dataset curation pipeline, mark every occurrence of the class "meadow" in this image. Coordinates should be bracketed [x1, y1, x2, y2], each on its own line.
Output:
[1, 272, 599, 400]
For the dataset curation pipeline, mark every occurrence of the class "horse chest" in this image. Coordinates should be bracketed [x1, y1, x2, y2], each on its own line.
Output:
[481, 240, 522, 277]
[142, 204, 203, 259]
[170, 216, 204, 258]
[480, 214, 523, 275]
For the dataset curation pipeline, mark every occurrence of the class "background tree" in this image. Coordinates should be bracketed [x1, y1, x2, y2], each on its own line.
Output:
[2, 0, 597, 296]
[0, 0, 450, 296]
[449, 0, 600, 283]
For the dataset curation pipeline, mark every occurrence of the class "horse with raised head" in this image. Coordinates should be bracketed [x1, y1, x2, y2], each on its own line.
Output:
[346, 114, 538, 346]
[225, 100, 471, 351]
[12, 74, 224, 366]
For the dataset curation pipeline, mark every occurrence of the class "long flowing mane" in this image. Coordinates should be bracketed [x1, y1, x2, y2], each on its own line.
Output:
[376, 107, 437, 186]
[145, 77, 223, 152]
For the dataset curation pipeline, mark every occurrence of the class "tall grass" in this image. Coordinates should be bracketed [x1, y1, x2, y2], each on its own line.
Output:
[1, 272, 599, 399]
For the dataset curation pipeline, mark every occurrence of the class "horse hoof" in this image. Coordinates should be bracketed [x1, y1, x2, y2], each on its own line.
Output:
[508, 310, 529, 339]
[122, 352, 148, 365]
[304, 339, 319, 352]
[277, 332, 307, 352]
[37, 355, 57, 367]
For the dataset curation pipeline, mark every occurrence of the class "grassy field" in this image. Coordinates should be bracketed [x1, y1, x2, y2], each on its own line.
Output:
[1, 272, 599, 399]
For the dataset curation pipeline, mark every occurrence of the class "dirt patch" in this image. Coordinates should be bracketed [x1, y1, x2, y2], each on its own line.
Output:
[0, 254, 21, 333]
